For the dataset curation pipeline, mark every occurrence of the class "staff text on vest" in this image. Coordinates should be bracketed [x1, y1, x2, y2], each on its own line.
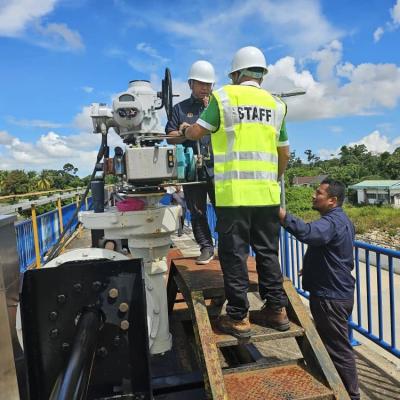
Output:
[237, 106, 272, 122]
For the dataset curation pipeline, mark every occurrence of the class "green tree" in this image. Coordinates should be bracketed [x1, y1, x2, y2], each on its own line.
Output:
[63, 163, 78, 175]
[2, 170, 31, 195]
[37, 171, 53, 191]
[288, 151, 302, 169]
[383, 147, 400, 179]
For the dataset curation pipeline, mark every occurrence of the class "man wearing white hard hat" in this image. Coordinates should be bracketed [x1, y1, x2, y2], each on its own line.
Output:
[166, 60, 216, 264]
[180, 47, 290, 337]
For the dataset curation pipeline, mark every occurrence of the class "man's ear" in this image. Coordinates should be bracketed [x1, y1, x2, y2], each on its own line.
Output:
[329, 196, 338, 207]
[188, 79, 193, 89]
[231, 72, 238, 84]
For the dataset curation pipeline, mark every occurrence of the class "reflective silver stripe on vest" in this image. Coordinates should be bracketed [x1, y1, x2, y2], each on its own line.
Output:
[214, 170, 278, 181]
[217, 88, 235, 155]
[272, 95, 286, 132]
[214, 151, 278, 164]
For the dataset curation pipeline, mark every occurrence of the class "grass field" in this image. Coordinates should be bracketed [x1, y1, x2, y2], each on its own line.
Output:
[293, 205, 400, 236]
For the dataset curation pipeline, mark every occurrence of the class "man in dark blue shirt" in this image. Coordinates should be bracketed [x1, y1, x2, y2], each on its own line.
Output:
[166, 60, 216, 264]
[279, 178, 360, 400]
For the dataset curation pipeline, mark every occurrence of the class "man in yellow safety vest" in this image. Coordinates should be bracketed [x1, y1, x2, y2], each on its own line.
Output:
[180, 46, 290, 338]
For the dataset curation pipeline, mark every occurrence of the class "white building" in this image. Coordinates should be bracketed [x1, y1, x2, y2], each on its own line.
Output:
[349, 180, 400, 207]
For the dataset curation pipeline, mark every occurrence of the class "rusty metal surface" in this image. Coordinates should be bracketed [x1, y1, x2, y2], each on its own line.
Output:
[224, 364, 334, 400]
[177, 283, 227, 400]
[171, 257, 258, 298]
[167, 248, 184, 268]
[284, 280, 350, 400]
[211, 309, 304, 348]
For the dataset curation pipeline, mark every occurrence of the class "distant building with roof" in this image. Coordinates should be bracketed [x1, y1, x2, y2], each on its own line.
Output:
[349, 180, 400, 207]
[292, 174, 328, 187]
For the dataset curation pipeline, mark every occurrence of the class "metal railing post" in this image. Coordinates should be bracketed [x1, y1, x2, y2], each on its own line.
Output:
[57, 197, 64, 234]
[30, 204, 41, 268]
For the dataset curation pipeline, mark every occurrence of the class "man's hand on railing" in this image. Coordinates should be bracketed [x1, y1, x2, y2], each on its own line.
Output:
[278, 207, 286, 225]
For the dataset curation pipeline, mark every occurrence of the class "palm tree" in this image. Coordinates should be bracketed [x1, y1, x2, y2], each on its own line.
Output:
[37, 171, 52, 191]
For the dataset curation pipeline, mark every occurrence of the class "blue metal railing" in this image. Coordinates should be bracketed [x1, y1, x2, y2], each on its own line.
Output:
[15, 198, 92, 271]
[203, 204, 399, 358]
[15, 200, 399, 358]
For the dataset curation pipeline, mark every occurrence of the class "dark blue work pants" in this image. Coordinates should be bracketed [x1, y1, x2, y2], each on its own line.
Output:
[183, 179, 215, 251]
[310, 295, 360, 400]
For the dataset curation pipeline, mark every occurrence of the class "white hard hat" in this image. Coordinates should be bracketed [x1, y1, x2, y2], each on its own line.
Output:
[188, 60, 216, 84]
[229, 46, 268, 78]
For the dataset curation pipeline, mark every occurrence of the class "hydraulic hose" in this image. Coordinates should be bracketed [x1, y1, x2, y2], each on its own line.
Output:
[49, 309, 102, 400]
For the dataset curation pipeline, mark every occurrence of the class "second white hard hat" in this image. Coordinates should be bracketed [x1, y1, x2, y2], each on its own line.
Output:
[229, 46, 268, 77]
[188, 60, 216, 84]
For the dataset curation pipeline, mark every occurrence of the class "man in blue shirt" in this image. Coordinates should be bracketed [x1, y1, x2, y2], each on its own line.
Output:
[166, 60, 216, 264]
[279, 178, 360, 400]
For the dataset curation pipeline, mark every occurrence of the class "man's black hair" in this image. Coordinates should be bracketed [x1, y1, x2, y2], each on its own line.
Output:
[247, 67, 265, 73]
[321, 178, 345, 206]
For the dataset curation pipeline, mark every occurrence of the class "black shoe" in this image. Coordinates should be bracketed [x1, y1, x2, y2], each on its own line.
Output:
[196, 248, 214, 265]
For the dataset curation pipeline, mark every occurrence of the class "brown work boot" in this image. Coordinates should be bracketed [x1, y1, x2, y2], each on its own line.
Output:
[262, 305, 290, 332]
[217, 315, 252, 338]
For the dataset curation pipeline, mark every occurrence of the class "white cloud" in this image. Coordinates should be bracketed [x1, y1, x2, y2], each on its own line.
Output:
[0, 0, 56, 36]
[262, 41, 400, 121]
[119, 0, 342, 69]
[38, 131, 75, 157]
[373, 0, 400, 42]
[82, 86, 94, 93]
[318, 130, 400, 159]
[6, 116, 63, 129]
[73, 106, 94, 132]
[104, 47, 127, 58]
[373, 27, 384, 43]
[330, 126, 343, 134]
[0, 0, 84, 51]
[136, 42, 169, 63]
[0, 130, 15, 144]
[34, 22, 84, 51]
[348, 131, 399, 154]
[0, 130, 100, 175]
[391, 0, 400, 24]
[0, 104, 126, 175]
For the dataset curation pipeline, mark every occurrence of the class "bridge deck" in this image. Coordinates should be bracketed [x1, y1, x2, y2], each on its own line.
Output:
[67, 227, 400, 400]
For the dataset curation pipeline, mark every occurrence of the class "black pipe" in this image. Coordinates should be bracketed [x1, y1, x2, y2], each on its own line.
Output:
[49, 309, 102, 400]
[91, 180, 105, 213]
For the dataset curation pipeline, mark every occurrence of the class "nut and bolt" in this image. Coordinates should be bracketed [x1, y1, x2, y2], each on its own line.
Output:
[49, 311, 58, 321]
[118, 302, 129, 313]
[73, 283, 82, 293]
[49, 328, 59, 339]
[96, 346, 108, 358]
[61, 342, 70, 352]
[92, 281, 102, 291]
[57, 294, 66, 304]
[120, 320, 130, 331]
[108, 288, 119, 299]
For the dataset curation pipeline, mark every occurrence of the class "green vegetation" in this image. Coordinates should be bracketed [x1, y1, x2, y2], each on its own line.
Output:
[286, 144, 400, 187]
[0, 164, 86, 196]
[286, 187, 400, 236]
[284, 144, 400, 237]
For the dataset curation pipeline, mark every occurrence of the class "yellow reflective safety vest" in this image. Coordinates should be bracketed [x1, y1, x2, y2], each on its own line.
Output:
[211, 84, 286, 207]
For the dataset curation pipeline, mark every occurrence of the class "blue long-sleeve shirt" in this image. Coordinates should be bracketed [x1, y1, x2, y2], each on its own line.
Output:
[283, 207, 355, 299]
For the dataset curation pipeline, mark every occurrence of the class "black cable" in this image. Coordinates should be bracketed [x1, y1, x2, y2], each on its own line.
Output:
[46, 134, 108, 262]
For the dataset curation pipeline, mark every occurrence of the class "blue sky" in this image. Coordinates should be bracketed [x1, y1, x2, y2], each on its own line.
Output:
[1, 0, 400, 176]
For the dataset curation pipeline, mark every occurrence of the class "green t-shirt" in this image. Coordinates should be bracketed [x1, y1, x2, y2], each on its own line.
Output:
[198, 94, 289, 147]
